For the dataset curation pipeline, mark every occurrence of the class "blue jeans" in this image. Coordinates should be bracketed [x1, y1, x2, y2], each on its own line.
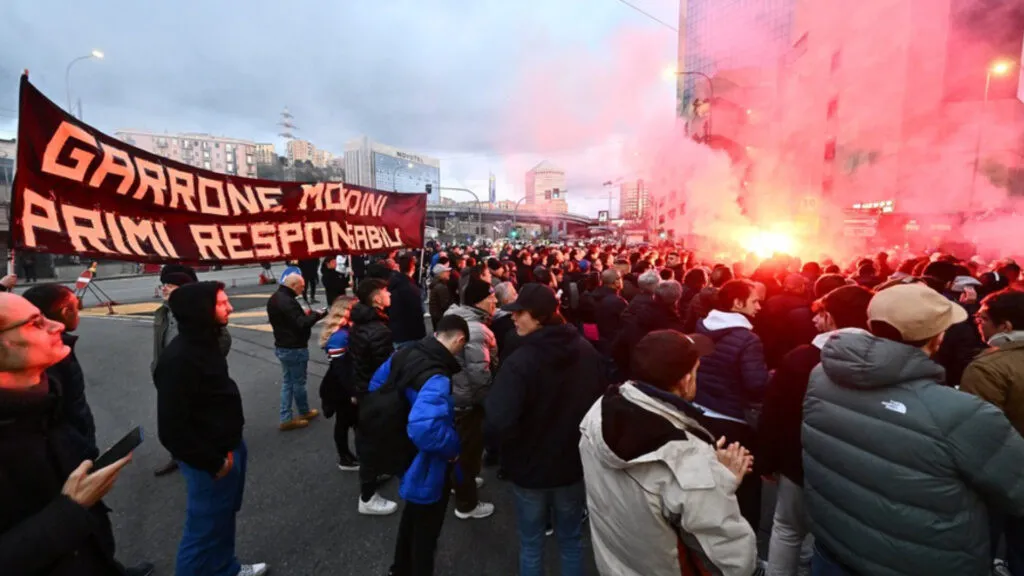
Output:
[275, 347, 310, 423]
[176, 441, 247, 576]
[811, 543, 852, 576]
[513, 482, 585, 576]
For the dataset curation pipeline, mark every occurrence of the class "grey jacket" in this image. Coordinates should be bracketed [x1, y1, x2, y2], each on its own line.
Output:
[443, 304, 497, 407]
[153, 302, 232, 375]
[802, 330, 1024, 576]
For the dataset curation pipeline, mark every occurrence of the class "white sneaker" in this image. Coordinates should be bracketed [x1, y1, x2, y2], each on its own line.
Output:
[237, 564, 269, 576]
[454, 501, 495, 520]
[358, 493, 398, 516]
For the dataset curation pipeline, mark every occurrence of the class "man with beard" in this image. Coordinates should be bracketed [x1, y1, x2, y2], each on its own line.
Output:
[0, 292, 149, 575]
[156, 282, 267, 576]
[152, 265, 231, 476]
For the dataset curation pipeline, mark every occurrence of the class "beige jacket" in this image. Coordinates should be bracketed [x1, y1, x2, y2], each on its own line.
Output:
[579, 382, 757, 576]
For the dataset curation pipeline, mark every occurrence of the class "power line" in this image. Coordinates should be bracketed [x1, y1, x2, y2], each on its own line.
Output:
[612, 0, 678, 32]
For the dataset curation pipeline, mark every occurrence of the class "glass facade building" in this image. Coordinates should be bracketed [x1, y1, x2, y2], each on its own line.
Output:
[677, 0, 797, 115]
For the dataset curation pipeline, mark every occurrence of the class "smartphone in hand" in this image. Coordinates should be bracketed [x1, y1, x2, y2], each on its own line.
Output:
[91, 426, 143, 472]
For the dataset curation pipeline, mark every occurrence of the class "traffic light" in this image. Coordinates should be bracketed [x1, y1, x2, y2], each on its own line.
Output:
[510, 228, 519, 239]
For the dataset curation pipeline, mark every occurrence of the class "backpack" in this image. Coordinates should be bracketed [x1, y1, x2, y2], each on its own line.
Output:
[356, 347, 446, 477]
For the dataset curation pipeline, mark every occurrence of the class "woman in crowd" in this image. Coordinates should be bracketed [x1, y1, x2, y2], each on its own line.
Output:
[319, 298, 359, 471]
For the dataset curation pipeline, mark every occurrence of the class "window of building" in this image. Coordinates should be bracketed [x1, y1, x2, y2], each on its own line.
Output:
[247, 155, 254, 165]
[658, 215, 666, 225]
[668, 208, 677, 219]
[215, 143, 220, 149]
[824, 138, 837, 161]
[226, 144, 233, 152]
[203, 161, 211, 170]
[203, 150, 211, 159]
[826, 98, 839, 120]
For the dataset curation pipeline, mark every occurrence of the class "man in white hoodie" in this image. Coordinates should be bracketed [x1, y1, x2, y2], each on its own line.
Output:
[579, 330, 758, 575]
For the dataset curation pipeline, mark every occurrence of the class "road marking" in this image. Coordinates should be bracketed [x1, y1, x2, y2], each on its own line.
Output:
[229, 310, 268, 319]
[81, 302, 163, 316]
[229, 322, 273, 333]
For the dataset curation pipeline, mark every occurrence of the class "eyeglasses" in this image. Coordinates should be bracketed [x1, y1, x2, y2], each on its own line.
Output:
[0, 313, 47, 334]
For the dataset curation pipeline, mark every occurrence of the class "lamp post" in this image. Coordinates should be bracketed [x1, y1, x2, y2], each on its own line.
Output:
[391, 162, 414, 192]
[439, 187, 483, 239]
[664, 67, 714, 140]
[65, 50, 104, 118]
[511, 197, 528, 229]
[967, 59, 1014, 217]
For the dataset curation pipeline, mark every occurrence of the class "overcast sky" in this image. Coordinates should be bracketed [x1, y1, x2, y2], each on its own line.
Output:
[0, 0, 678, 215]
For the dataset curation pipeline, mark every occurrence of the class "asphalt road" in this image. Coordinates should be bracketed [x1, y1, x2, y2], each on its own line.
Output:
[76, 284, 776, 576]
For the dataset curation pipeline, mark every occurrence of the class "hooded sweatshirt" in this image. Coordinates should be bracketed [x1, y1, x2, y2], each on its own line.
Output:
[695, 310, 769, 423]
[803, 330, 1024, 576]
[155, 282, 244, 476]
[579, 382, 756, 576]
[485, 323, 608, 488]
[442, 304, 497, 407]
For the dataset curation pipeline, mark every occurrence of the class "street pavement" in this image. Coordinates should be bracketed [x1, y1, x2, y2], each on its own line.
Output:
[76, 283, 775, 575]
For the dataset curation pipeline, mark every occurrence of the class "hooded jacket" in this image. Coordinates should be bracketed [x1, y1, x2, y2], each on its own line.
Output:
[683, 286, 718, 333]
[756, 292, 816, 369]
[589, 286, 628, 355]
[485, 323, 608, 488]
[367, 337, 462, 505]
[580, 382, 757, 576]
[695, 310, 769, 423]
[442, 304, 497, 407]
[388, 271, 427, 344]
[802, 331, 1024, 576]
[348, 302, 394, 396]
[320, 256, 349, 305]
[155, 282, 245, 476]
[153, 300, 231, 374]
[0, 376, 122, 575]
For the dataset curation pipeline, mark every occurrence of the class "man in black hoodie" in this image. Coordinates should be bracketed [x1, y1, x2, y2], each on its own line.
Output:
[486, 284, 608, 575]
[23, 283, 97, 460]
[155, 282, 268, 576]
[588, 269, 627, 357]
[0, 292, 143, 576]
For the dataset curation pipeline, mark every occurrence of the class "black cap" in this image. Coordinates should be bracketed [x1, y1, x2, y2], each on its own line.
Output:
[631, 330, 714, 390]
[160, 264, 198, 286]
[501, 283, 558, 318]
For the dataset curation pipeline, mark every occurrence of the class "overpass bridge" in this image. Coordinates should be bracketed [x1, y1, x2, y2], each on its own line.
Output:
[425, 204, 595, 239]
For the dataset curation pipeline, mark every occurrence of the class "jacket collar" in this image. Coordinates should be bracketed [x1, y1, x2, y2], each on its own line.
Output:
[988, 331, 1024, 348]
[812, 327, 870, 350]
[276, 284, 298, 300]
[633, 381, 709, 438]
[61, 332, 78, 350]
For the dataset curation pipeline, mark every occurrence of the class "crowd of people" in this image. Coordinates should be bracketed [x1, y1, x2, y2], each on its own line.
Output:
[3, 238, 1024, 575]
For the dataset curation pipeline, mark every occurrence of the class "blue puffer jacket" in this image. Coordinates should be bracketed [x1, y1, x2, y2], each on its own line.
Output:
[695, 310, 769, 422]
[368, 342, 461, 505]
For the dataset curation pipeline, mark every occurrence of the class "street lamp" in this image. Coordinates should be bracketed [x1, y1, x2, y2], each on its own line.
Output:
[66, 50, 104, 118]
[967, 58, 1016, 216]
[511, 197, 528, 228]
[391, 162, 414, 192]
[665, 66, 714, 140]
[440, 187, 483, 239]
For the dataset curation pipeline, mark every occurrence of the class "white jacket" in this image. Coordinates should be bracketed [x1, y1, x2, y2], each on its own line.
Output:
[579, 382, 757, 576]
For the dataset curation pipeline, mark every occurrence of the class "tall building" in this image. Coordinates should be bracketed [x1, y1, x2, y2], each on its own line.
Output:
[114, 130, 257, 177]
[525, 161, 568, 213]
[344, 136, 441, 203]
[676, 0, 797, 118]
[287, 139, 315, 164]
[619, 179, 650, 220]
[780, 0, 1024, 216]
[255, 143, 276, 165]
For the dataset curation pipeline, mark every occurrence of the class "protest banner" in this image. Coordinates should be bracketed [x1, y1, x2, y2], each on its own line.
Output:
[10, 75, 426, 265]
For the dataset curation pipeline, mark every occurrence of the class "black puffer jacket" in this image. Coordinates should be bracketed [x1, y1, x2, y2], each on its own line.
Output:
[613, 298, 685, 378]
[756, 293, 816, 369]
[590, 286, 628, 356]
[349, 302, 394, 396]
[0, 377, 121, 575]
[267, 285, 325, 349]
[486, 323, 608, 489]
[156, 282, 245, 476]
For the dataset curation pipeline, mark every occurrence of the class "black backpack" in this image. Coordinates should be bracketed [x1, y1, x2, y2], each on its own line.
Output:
[355, 347, 445, 477]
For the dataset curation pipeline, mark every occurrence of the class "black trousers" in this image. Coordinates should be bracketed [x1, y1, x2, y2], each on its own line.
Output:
[333, 401, 357, 460]
[391, 478, 451, 576]
[451, 406, 484, 513]
[303, 272, 318, 302]
[698, 417, 762, 531]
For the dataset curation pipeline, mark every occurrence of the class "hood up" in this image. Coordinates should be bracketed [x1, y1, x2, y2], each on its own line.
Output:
[701, 309, 753, 331]
[519, 323, 582, 364]
[168, 281, 223, 343]
[819, 330, 945, 390]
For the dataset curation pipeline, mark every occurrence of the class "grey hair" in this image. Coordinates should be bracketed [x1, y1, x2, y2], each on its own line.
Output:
[655, 280, 683, 305]
[639, 271, 661, 293]
[494, 281, 518, 306]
